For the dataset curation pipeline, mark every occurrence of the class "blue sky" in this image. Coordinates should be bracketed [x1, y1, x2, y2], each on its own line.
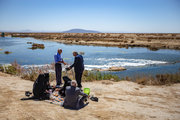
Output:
[0, 0, 180, 33]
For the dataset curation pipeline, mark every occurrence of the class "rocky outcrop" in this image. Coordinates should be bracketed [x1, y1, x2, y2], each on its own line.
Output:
[29, 43, 45, 50]
[94, 67, 126, 71]
[4, 51, 12, 54]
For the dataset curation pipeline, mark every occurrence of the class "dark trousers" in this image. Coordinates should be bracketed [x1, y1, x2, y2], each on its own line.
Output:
[77, 95, 87, 109]
[75, 71, 83, 88]
[55, 63, 62, 85]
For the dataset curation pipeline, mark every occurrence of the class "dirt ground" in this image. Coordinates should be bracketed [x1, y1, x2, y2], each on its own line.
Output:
[0, 72, 180, 120]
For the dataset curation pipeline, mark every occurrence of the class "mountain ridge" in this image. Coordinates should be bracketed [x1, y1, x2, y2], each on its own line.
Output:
[61, 29, 100, 33]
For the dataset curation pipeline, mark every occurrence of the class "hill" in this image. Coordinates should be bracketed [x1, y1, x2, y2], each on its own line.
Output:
[62, 29, 100, 33]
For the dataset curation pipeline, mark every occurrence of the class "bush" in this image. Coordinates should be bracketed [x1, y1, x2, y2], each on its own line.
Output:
[21, 70, 38, 81]
[82, 71, 120, 82]
[0, 64, 17, 75]
[5, 65, 17, 75]
[0, 65, 5, 72]
[135, 72, 180, 85]
[1, 61, 179, 85]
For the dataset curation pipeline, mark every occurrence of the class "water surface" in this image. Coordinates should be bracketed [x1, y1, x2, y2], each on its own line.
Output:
[0, 37, 180, 78]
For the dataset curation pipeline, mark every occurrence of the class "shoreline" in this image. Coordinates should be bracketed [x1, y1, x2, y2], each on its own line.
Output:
[2, 32, 180, 50]
[1, 62, 180, 85]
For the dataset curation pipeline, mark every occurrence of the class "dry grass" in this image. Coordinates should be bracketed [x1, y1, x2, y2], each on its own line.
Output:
[0, 61, 54, 81]
[135, 72, 180, 85]
[1, 61, 180, 85]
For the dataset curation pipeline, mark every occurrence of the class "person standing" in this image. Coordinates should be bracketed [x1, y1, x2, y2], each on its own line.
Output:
[68, 51, 84, 88]
[54, 49, 66, 87]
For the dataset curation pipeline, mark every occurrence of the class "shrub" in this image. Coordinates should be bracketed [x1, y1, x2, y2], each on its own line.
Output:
[0, 65, 5, 72]
[5, 65, 17, 75]
[21, 70, 38, 81]
[135, 72, 180, 85]
[0, 63, 18, 75]
[82, 71, 120, 82]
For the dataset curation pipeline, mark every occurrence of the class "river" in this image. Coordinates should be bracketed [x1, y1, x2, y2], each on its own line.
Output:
[0, 37, 180, 78]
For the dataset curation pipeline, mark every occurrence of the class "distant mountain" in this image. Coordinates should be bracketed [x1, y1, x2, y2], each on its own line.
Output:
[62, 29, 100, 33]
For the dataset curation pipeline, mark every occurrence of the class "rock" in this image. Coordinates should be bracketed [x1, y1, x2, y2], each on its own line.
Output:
[27, 42, 32, 44]
[79, 51, 85, 55]
[94, 66, 126, 71]
[4, 51, 12, 54]
[29, 43, 45, 50]
[108, 67, 126, 71]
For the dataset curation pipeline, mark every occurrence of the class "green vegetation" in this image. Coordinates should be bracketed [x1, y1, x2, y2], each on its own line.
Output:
[61, 70, 121, 82]
[82, 71, 120, 82]
[0, 61, 40, 81]
[134, 72, 180, 85]
[5, 65, 17, 75]
[21, 70, 38, 81]
[0, 64, 17, 75]
[0, 61, 180, 85]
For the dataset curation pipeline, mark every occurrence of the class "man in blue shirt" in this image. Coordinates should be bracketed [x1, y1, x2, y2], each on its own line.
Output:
[68, 51, 84, 88]
[54, 49, 66, 86]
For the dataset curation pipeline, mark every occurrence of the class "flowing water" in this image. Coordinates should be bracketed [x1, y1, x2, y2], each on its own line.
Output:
[0, 37, 180, 78]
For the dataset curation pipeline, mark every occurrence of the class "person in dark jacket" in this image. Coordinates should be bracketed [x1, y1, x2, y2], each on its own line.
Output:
[68, 51, 84, 88]
[62, 80, 88, 109]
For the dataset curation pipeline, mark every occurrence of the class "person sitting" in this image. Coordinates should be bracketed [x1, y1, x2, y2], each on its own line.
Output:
[62, 80, 88, 109]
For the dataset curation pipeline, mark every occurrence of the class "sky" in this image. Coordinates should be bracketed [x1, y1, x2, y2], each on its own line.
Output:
[0, 0, 180, 33]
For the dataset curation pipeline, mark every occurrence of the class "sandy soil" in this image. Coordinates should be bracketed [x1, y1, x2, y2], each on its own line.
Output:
[0, 72, 180, 120]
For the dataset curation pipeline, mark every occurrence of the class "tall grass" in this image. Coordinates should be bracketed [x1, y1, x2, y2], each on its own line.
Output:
[0, 61, 55, 81]
[0, 62, 121, 82]
[82, 70, 120, 82]
[134, 72, 180, 85]
[0, 61, 180, 85]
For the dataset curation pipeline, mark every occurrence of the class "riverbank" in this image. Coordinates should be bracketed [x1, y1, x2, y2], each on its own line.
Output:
[0, 72, 180, 120]
[1, 62, 180, 85]
[3, 32, 180, 50]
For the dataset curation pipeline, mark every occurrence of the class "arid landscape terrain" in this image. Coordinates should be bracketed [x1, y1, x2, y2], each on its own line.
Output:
[2, 33, 180, 50]
[1, 0, 180, 120]
[0, 72, 180, 120]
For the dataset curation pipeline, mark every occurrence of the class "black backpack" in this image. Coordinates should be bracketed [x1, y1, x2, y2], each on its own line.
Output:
[59, 76, 72, 97]
[33, 73, 50, 99]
